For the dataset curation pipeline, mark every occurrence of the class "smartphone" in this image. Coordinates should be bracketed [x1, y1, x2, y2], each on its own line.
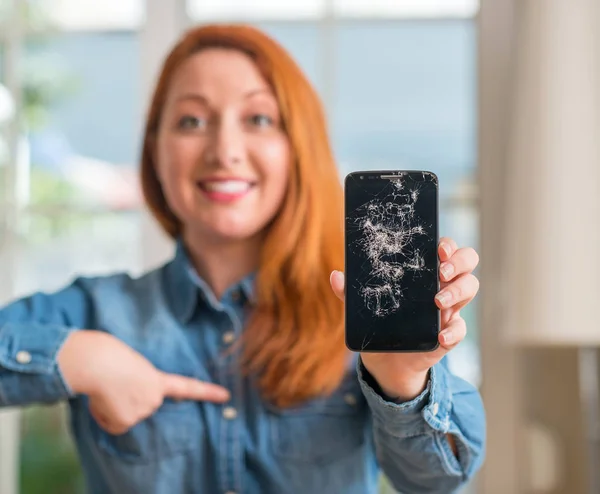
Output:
[344, 170, 440, 352]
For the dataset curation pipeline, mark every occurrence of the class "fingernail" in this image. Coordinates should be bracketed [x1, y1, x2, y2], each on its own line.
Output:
[441, 242, 450, 257]
[440, 263, 454, 280]
[436, 291, 452, 307]
[441, 331, 453, 345]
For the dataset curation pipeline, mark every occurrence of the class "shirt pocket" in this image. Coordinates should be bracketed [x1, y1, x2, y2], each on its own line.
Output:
[90, 399, 203, 464]
[265, 382, 367, 465]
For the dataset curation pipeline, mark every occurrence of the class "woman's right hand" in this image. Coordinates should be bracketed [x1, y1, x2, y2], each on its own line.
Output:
[57, 330, 230, 435]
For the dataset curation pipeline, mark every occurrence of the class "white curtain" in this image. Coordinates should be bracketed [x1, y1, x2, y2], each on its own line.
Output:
[502, 0, 600, 346]
[479, 0, 600, 491]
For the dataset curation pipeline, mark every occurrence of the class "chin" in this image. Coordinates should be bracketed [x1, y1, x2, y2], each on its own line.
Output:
[198, 219, 265, 243]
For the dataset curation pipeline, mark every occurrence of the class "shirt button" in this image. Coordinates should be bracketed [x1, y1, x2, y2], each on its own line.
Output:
[16, 351, 32, 364]
[431, 402, 439, 416]
[222, 331, 235, 344]
[230, 290, 241, 302]
[344, 393, 357, 406]
[223, 406, 237, 420]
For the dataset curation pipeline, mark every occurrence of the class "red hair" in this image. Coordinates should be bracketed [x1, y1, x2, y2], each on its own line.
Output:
[141, 24, 347, 407]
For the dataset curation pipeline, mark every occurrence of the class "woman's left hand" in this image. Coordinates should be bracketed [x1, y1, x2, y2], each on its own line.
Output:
[330, 237, 480, 401]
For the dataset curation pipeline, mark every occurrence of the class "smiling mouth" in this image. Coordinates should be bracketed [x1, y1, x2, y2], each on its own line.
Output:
[198, 180, 253, 193]
[196, 179, 255, 202]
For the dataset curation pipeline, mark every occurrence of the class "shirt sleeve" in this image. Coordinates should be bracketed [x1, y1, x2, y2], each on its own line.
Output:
[357, 356, 486, 494]
[0, 278, 94, 406]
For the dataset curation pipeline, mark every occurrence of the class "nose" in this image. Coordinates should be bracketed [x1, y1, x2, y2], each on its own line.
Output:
[203, 118, 244, 167]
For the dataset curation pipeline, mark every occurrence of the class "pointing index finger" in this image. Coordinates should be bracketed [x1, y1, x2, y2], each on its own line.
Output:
[161, 373, 230, 403]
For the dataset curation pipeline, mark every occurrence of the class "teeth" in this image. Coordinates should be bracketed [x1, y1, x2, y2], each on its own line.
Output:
[202, 180, 251, 194]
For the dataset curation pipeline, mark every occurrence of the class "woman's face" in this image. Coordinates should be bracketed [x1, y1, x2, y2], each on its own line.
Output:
[155, 48, 291, 243]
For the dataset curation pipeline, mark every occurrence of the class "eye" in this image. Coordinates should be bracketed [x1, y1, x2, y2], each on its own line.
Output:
[177, 115, 207, 130]
[247, 114, 274, 128]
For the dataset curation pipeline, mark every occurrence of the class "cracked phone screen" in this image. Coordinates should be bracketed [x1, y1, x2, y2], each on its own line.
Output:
[344, 171, 440, 352]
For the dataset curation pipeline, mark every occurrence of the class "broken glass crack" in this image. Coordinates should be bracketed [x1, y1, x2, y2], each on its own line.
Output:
[348, 172, 434, 319]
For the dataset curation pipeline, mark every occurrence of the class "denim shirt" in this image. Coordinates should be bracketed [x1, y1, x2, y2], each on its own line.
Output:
[0, 241, 485, 494]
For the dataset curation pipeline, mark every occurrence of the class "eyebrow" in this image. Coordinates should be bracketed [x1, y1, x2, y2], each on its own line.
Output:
[244, 88, 273, 99]
[176, 93, 208, 104]
[175, 88, 273, 104]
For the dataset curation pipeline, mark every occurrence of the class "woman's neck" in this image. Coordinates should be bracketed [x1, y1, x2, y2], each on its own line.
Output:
[182, 229, 262, 300]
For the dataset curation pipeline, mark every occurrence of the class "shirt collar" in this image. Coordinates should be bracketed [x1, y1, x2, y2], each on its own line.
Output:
[164, 238, 257, 323]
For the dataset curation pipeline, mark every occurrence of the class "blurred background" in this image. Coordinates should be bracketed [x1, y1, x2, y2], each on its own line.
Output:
[0, 0, 598, 493]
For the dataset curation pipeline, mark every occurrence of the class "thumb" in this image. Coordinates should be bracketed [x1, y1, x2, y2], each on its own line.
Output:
[161, 373, 230, 403]
[330, 270, 345, 301]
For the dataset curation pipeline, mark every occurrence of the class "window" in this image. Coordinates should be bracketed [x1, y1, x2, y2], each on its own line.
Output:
[333, 0, 479, 18]
[0, 3, 143, 492]
[187, 0, 479, 21]
[21, 24, 142, 261]
[188, 0, 324, 21]
[37, 0, 145, 31]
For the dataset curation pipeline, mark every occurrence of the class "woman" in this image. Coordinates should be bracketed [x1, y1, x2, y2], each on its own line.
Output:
[0, 24, 484, 493]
